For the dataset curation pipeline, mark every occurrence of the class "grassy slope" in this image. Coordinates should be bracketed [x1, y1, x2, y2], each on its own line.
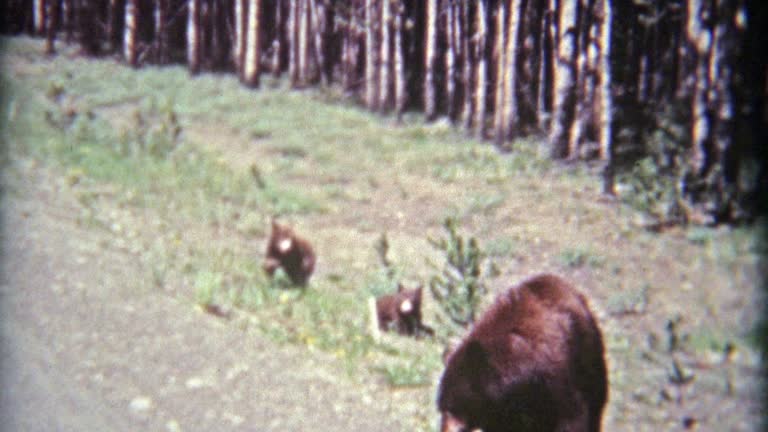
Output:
[2, 37, 763, 430]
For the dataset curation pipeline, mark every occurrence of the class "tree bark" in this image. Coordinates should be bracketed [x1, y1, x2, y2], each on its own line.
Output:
[187, 0, 201, 74]
[380, 0, 391, 111]
[365, 0, 378, 109]
[234, 0, 246, 75]
[154, 0, 168, 64]
[549, 0, 578, 158]
[288, 0, 298, 85]
[44, 0, 57, 55]
[596, 0, 612, 162]
[34, 0, 45, 35]
[686, 0, 711, 175]
[272, 0, 282, 77]
[424, 0, 437, 120]
[394, 0, 406, 120]
[493, 1, 507, 145]
[124, 0, 138, 66]
[473, 0, 488, 139]
[445, 1, 455, 120]
[460, 1, 473, 129]
[538, 0, 554, 131]
[243, 0, 260, 87]
[501, 0, 523, 144]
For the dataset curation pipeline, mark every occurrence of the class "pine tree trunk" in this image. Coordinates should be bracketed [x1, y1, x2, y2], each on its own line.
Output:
[424, 0, 438, 120]
[272, 0, 282, 77]
[342, 22, 351, 90]
[501, 0, 523, 145]
[493, 2, 507, 145]
[298, 0, 308, 85]
[596, 0, 612, 162]
[445, 2, 455, 120]
[394, 0, 405, 120]
[155, 0, 168, 64]
[686, 0, 711, 175]
[187, 0, 201, 74]
[288, 0, 298, 85]
[473, 0, 488, 139]
[461, 1, 473, 130]
[379, 0, 391, 111]
[107, 0, 120, 52]
[309, 0, 325, 84]
[77, 0, 100, 56]
[538, 0, 554, 131]
[62, 0, 73, 42]
[124, 0, 138, 66]
[365, 0, 377, 109]
[243, 0, 261, 87]
[549, 0, 578, 158]
[44, 0, 56, 55]
[234, 0, 246, 75]
[34, 0, 45, 35]
[568, 1, 590, 158]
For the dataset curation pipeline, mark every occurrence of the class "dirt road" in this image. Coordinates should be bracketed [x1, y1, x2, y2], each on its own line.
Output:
[0, 161, 408, 431]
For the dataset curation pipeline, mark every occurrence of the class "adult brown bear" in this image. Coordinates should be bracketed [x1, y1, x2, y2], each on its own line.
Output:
[263, 221, 316, 286]
[437, 274, 608, 432]
[376, 284, 434, 337]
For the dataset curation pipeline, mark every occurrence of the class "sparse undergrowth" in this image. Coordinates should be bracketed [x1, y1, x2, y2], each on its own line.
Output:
[2, 37, 762, 431]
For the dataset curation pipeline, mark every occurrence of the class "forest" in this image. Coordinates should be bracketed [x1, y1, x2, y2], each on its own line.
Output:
[1, 0, 766, 226]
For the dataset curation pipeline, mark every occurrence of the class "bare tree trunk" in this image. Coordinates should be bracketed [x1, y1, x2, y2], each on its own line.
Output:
[288, 0, 298, 85]
[549, 0, 578, 158]
[309, 0, 326, 84]
[124, 0, 138, 66]
[445, 1, 455, 120]
[424, 0, 438, 120]
[154, 0, 168, 64]
[473, 0, 488, 139]
[501, 0, 523, 144]
[234, 0, 246, 75]
[77, 0, 100, 55]
[686, 0, 711, 175]
[380, 0, 391, 111]
[342, 22, 351, 90]
[62, 0, 73, 42]
[298, 0, 309, 85]
[365, 0, 378, 109]
[272, 0, 282, 77]
[394, 0, 405, 120]
[243, 0, 261, 87]
[538, 0, 554, 131]
[596, 0, 612, 162]
[568, 1, 590, 158]
[34, 0, 45, 35]
[187, 0, 201, 74]
[44, 0, 57, 55]
[493, 1, 507, 145]
[461, 1, 473, 129]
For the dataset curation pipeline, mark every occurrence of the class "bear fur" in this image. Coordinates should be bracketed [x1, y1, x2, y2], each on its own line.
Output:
[263, 221, 316, 286]
[376, 284, 434, 337]
[437, 273, 608, 432]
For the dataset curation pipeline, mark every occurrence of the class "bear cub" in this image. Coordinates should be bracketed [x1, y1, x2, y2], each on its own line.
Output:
[263, 221, 316, 286]
[437, 273, 608, 432]
[376, 284, 434, 337]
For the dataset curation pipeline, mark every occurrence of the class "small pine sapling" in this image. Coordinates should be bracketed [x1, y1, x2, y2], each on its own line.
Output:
[428, 217, 488, 330]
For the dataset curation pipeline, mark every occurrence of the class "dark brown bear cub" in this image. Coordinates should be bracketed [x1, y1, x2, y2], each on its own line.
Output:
[263, 221, 316, 286]
[376, 284, 433, 337]
[437, 274, 608, 432]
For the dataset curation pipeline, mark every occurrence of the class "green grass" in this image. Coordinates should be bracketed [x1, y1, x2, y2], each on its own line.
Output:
[4, 37, 762, 431]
